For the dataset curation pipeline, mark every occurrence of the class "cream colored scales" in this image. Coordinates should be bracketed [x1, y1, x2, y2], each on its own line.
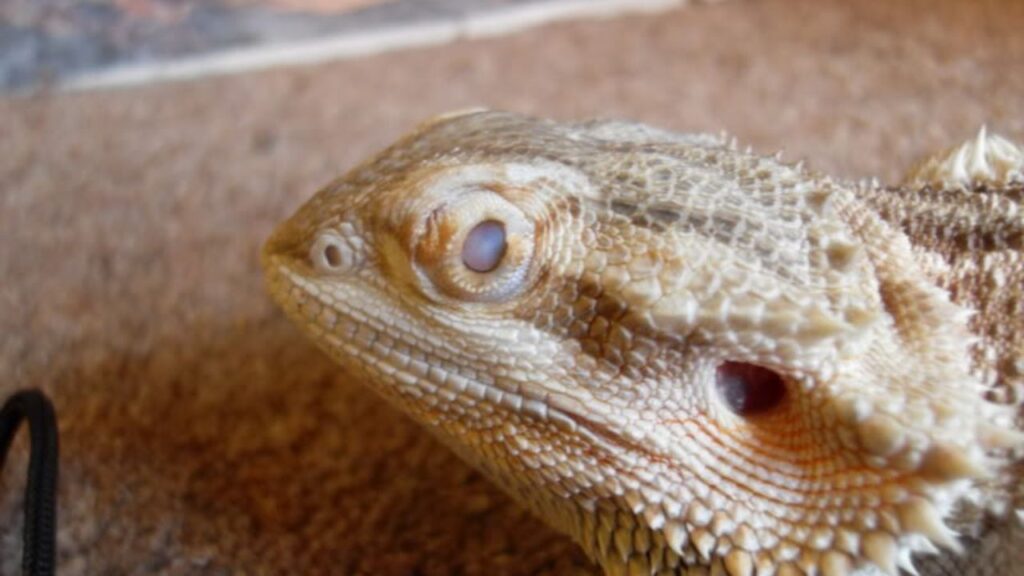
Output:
[263, 111, 1024, 576]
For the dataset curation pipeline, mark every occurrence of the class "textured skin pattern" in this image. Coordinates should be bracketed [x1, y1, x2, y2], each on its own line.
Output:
[262, 111, 1024, 576]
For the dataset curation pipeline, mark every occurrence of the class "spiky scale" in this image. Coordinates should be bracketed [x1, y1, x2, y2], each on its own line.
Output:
[861, 532, 898, 575]
[724, 549, 754, 576]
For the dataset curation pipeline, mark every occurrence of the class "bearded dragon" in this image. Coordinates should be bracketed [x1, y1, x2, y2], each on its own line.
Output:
[262, 110, 1024, 576]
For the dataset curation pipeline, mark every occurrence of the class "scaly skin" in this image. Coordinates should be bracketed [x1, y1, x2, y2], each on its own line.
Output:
[262, 111, 1024, 576]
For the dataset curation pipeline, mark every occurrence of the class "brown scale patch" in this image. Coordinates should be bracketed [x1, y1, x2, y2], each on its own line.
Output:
[565, 196, 583, 218]
[610, 199, 639, 217]
[873, 185, 1024, 256]
[646, 204, 684, 225]
[556, 281, 683, 375]
[629, 215, 666, 232]
[412, 204, 459, 267]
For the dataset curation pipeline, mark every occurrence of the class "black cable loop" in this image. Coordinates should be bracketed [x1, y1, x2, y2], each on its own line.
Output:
[1, 389, 59, 576]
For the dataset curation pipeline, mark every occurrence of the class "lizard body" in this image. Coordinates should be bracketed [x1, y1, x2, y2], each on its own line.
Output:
[262, 111, 1024, 576]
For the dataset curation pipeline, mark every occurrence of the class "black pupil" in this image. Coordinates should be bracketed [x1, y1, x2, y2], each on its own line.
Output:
[716, 361, 786, 415]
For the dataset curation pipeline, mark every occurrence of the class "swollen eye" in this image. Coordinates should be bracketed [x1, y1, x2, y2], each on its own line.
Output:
[716, 361, 786, 416]
[462, 220, 507, 273]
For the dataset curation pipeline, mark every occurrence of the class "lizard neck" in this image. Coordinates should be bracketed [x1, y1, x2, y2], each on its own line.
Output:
[858, 183, 1023, 402]
[859, 183, 1024, 531]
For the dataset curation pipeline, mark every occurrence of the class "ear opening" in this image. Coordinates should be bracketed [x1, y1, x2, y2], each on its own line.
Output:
[715, 361, 787, 416]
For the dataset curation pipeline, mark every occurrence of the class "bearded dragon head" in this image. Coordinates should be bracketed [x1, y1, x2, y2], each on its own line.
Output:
[263, 110, 1022, 575]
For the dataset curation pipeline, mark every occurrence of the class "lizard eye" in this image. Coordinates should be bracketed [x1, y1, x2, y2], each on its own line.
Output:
[413, 190, 535, 302]
[462, 220, 507, 273]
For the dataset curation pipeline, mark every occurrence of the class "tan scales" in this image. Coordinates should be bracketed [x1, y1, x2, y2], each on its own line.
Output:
[263, 110, 1024, 576]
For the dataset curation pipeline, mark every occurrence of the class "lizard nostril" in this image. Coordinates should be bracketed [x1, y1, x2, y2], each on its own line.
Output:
[323, 244, 343, 268]
[309, 232, 357, 273]
[716, 361, 786, 416]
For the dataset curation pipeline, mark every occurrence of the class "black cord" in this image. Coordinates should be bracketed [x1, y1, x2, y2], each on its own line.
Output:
[0, 390, 59, 576]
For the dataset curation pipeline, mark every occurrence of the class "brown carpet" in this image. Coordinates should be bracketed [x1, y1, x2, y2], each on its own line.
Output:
[2, 0, 1023, 574]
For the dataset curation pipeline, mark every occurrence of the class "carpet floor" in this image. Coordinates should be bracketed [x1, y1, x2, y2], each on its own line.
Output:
[2, 0, 1023, 573]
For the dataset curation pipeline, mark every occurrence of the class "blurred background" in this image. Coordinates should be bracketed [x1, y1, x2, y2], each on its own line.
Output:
[2, 0, 1023, 574]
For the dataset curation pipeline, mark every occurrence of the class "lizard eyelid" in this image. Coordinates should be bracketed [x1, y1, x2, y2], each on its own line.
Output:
[462, 220, 507, 273]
